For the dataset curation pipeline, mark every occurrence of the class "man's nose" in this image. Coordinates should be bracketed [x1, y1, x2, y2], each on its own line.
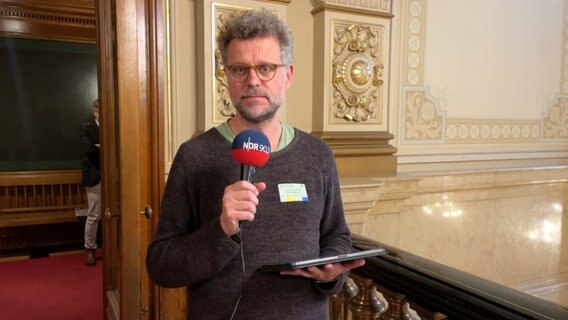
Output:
[246, 68, 261, 86]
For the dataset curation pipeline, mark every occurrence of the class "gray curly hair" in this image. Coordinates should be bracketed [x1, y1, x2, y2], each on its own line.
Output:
[216, 8, 294, 66]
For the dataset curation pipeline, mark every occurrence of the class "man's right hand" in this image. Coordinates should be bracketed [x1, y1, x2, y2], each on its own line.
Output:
[220, 180, 266, 236]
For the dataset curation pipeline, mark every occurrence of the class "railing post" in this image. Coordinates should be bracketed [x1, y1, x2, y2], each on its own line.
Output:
[349, 274, 384, 319]
[329, 277, 358, 320]
[379, 291, 406, 320]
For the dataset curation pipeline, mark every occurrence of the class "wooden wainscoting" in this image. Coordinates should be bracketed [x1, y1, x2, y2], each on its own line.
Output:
[0, 170, 88, 253]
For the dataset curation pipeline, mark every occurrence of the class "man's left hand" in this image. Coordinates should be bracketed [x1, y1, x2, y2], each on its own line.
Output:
[279, 258, 365, 282]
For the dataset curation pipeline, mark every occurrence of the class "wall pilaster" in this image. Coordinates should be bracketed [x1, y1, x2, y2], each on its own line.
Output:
[310, 0, 397, 177]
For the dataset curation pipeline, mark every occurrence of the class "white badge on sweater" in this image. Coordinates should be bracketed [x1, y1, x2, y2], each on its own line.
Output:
[278, 183, 308, 202]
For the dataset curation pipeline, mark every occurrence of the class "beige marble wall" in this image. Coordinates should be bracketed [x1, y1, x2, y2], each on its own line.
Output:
[342, 166, 568, 306]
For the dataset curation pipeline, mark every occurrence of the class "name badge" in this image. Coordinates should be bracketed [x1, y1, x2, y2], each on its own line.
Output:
[278, 183, 309, 202]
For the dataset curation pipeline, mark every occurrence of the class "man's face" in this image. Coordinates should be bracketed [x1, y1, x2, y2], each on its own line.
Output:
[225, 36, 293, 123]
[93, 107, 99, 122]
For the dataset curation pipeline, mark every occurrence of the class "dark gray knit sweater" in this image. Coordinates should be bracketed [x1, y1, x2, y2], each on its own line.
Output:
[146, 128, 353, 319]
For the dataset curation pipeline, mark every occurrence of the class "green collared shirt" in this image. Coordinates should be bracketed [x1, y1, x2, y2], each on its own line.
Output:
[216, 121, 295, 152]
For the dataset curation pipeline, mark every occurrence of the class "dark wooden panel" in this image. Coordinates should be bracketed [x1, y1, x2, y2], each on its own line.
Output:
[0, 222, 85, 252]
[0, 37, 97, 171]
[0, 170, 88, 253]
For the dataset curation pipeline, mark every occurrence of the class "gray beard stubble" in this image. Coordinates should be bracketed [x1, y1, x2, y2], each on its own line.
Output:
[234, 87, 282, 124]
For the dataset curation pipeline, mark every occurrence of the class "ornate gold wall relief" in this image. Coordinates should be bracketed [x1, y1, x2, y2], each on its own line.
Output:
[332, 23, 384, 123]
[311, 2, 395, 176]
[214, 10, 236, 120]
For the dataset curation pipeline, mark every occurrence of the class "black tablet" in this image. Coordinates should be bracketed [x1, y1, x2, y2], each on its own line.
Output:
[260, 248, 386, 272]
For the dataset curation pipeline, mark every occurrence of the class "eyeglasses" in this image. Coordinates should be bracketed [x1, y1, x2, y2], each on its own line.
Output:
[225, 63, 287, 82]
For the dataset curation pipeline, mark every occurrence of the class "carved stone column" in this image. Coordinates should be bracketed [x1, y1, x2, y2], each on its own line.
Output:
[310, 0, 396, 177]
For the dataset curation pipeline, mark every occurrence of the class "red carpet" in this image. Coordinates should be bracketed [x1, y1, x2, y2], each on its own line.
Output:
[0, 252, 103, 320]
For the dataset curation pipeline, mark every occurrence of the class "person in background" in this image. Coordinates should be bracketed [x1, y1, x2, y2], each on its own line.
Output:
[146, 8, 364, 319]
[80, 99, 101, 266]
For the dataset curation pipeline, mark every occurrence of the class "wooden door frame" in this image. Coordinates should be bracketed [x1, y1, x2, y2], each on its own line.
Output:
[115, 0, 165, 318]
[1, 0, 166, 318]
[95, 0, 120, 318]
[97, 0, 165, 318]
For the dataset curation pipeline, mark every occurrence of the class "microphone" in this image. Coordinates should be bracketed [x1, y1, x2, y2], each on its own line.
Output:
[231, 129, 271, 182]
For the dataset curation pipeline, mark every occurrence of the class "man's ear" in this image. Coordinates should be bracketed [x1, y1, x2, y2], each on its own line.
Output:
[285, 64, 294, 89]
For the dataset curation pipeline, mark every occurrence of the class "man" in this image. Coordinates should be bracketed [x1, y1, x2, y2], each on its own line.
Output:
[146, 8, 364, 319]
[80, 99, 101, 266]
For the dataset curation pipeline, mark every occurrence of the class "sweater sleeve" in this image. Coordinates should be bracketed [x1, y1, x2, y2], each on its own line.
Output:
[315, 141, 353, 294]
[146, 142, 241, 288]
[79, 123, 100, 167]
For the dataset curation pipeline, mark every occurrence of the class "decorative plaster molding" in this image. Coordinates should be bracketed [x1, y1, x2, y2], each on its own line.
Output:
[403, 0, 425, 86]
[401, 86, 568, 143]
[402, 89, 568, 144]
[399, 0, 568, 146]
[310, 0, 392, 17]
[543, 97, 568, 139]
[313, 131, 396, 156]
[311, 0, 391, 12]
[446, 119, 540, 143]
[331, 22, 386, 123]
[402, 87, 444, 142]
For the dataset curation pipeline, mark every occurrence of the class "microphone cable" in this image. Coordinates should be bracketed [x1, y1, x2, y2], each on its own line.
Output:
[229, 227, 246, 320]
